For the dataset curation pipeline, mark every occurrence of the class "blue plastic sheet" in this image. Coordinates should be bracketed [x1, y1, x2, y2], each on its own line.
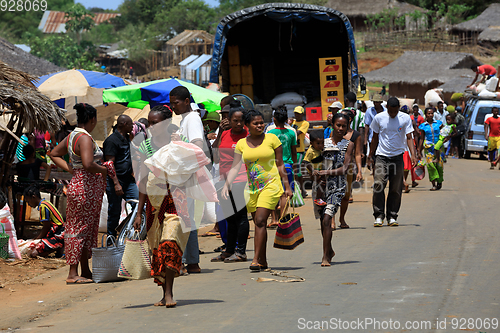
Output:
[210, 3, 358, 88]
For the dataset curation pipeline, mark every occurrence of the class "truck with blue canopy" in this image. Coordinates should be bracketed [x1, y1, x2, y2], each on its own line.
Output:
[210, 3, 360, 120]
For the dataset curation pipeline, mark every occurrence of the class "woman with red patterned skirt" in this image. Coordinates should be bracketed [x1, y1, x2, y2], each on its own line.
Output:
[50, 103, 117, 284]
[133, 105, 190, 308]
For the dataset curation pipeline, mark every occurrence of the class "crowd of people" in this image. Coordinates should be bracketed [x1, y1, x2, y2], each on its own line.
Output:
[12, 81, 496, 307]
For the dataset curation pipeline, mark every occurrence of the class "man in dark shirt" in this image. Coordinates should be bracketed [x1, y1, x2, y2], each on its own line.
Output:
[103, 115, 138, 237]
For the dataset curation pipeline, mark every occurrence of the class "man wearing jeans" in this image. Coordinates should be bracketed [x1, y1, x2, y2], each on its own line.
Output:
[103, 115, 139, 237]
[367, 97, 417, 227]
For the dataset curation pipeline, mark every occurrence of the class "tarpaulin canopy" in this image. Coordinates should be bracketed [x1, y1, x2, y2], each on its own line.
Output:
[210, 3, 358, 89]
[102, 78, 226, 111]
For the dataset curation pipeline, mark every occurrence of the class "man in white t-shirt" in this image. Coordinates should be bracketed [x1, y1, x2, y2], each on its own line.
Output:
[367, 97, 417, 227]
[169, 86, 205, 274]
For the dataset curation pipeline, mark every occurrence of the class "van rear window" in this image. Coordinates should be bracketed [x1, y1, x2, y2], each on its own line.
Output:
[476, 107, 494, 125]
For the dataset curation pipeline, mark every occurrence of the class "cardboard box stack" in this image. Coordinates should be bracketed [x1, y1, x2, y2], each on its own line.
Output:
[319, 57, 344, 120]
[227, 45, 254, 99]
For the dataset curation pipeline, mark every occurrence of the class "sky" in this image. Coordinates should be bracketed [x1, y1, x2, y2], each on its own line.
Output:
[77, 0, 219, 10]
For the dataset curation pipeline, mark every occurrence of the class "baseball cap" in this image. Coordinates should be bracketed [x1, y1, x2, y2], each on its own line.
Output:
[221, 105, 230, 113]
[329, 101, 343, 109]
[205, 111, 221, 122]
[294, 106, 305, 114]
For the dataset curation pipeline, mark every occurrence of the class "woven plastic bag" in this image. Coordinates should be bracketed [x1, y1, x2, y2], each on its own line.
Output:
[0, 204, 21, 259]
[290, 181, 305, 207]
[117, 231, 151, 280]
[92, 236, 126, 283]
[0, 223, 9, 259]
[274, 199, 304, 250]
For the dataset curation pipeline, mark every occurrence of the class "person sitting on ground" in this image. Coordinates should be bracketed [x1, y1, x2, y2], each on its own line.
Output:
[24, 185, 64, 258]
[469, 64, 497, 87]
[17, 144, 51, 181]
[304, 131, 326, 208]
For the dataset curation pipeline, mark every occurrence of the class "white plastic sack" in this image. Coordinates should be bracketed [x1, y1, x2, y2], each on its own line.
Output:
[424, 89, 443, 107]
[485, 77, 498, 92]
[479, 88, 497, 97]
[99, 193, 108, 233]
[399, 98, 415, 111]
[17, 239, 41, 256]
[185, 167, 218, 202]
[1, 204, 21, 259]
[271, 92, 306, 109]
[472, 83, 486, 94]
[144, 141, 210, 186]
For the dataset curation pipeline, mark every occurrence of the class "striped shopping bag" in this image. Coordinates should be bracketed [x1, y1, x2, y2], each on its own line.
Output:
[273, 199, 304, 250]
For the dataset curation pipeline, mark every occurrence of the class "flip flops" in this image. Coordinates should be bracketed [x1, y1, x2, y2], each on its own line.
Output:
[66, 277, 93, 284]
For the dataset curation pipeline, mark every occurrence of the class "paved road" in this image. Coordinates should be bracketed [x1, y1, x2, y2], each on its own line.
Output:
[6, 158, 500, 333]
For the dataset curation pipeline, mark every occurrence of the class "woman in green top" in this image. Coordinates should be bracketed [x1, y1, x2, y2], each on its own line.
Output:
[267, 108, 297, 227]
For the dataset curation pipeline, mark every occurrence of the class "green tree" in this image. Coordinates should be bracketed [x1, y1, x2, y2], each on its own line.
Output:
[85, 23, 119, 45]
[26, 33, 98, 70]
[154, 0, 217, 35]
[65, 3, 95, 44]
[117, 22, 160, 61]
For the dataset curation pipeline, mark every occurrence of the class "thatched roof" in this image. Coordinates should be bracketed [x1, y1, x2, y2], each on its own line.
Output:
[0, 36, 64, 77]
[363, 51, 481, 85]
[437, 76, 472, 94]
[452, 3, 500, 33]
[0, 80, 64, 133]
[0, 60, 37, 89]
[326, 0, 424, 17]
[479, 26, 500, 43]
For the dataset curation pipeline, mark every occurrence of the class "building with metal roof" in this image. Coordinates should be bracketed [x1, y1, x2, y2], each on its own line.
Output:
[38, 11, 120, 33]
[163, 30, 214, 67]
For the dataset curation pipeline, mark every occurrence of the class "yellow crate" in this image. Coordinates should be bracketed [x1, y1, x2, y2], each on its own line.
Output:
[319, 72, 343, 89]
[319, 57, 342, 74]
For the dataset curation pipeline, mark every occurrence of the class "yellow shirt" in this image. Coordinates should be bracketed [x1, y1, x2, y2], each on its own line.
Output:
[235, 134, 283, 195]
[293, 120, 310, 153]
[304, 146, 322, 170]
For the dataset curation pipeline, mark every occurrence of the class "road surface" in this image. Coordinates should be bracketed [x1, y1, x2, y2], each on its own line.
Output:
[3, 158, 500, 332]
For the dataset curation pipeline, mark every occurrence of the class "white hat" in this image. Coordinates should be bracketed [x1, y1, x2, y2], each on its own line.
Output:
[329, 101, 343, 109]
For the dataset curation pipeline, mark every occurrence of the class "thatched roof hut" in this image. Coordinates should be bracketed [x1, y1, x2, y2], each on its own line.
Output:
[364, 51, 481, 103]
[0, 61, 64, 188]
[479, 26, 500, 43]
[325, 0, 425, 30]
[452, 3, 500, 33]
[0, 37, 64, 77]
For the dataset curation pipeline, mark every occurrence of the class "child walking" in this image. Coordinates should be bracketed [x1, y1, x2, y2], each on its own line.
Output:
[316, 114, 354, 266]
[23, 185, 65, 258]
[304, 131, 326, 207]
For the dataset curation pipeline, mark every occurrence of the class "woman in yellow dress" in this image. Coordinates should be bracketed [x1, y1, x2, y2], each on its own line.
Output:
[222, 110, 293, 271]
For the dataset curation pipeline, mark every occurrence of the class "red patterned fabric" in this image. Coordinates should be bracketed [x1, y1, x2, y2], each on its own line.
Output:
[64, 168, 106, 265]
[145, 187, 177, 232]
[152, 240, 183, 284]
[35, 224, 65, 254]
